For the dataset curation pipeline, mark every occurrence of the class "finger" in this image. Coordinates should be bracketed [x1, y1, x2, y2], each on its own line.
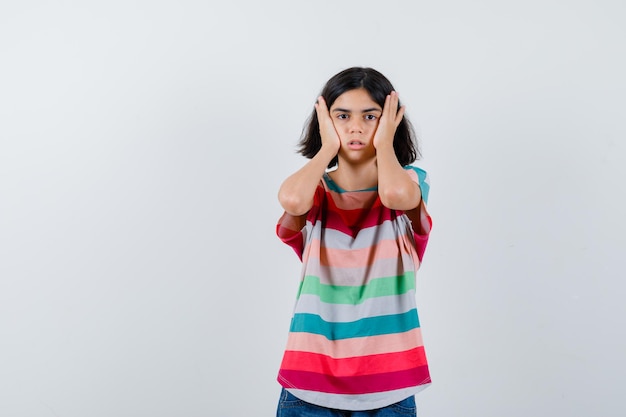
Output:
[315, 97, 340, 143]
[387, 91, 405, 125]
[382, 93, 393, 119]
[394, 105, 406, 126]
[315, 96, 332, 121]
[382, 92, 398, 122]
[317, 96, 329, 113]
[390, 91, 400, 115]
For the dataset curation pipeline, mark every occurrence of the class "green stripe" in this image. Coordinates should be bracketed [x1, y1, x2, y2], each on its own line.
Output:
[289, 309, 420, 340]
[297, 272, 415, 305]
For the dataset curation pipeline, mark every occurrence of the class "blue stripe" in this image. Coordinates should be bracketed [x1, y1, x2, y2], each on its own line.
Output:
[323, 173, 378, 193]
[404, 166, 430, 204]
[289, 309, 420, 340]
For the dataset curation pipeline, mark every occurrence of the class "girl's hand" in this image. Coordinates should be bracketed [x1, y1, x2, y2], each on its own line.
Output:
[373, 91, 405, 150]
[315, 96, 341, 155]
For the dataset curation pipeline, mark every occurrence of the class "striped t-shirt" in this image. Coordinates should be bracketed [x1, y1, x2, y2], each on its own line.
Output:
[276, 166, 433, 411]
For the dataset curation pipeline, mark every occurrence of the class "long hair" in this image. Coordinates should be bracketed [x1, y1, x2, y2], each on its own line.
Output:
[298, 67, 420, 168]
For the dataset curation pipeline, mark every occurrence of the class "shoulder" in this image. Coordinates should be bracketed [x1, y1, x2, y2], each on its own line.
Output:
[403, 165, 428, 180]
[403, 165, 430, 204]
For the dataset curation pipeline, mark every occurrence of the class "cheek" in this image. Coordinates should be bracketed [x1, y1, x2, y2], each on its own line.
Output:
[367, 121, 380, 133]
[332, 120, 348, 132]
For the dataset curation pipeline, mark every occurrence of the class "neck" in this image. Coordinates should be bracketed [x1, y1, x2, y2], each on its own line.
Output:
[330, 160, 378, 191]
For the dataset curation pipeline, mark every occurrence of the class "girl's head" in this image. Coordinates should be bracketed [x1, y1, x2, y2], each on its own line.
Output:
[298, 67, 420, 168]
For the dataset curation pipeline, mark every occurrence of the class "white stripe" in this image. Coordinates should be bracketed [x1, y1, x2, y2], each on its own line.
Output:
[287, 384, 430, 411]
[303, 255, 416, 286]
[294, 292, 417, 322]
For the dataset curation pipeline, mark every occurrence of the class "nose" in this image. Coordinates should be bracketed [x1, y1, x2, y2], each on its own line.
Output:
[349, 119, 364, 133]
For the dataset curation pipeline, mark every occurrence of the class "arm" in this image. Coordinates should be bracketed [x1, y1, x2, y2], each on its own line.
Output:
[374, 92, 422, 211]
[278, 97, 340, 216]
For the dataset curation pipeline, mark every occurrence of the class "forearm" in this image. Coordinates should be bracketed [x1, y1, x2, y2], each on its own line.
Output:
[376, 144, 421, 210]
[278, 146, 336, 216]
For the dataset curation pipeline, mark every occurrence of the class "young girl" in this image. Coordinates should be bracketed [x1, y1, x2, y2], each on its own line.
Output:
[275, 67, 432, 416]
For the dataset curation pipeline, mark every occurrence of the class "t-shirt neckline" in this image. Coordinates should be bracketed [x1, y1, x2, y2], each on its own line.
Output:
[323, 172, 378, 193]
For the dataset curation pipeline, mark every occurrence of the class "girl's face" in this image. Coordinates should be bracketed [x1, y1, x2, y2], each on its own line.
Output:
[329, 88, 382, 163]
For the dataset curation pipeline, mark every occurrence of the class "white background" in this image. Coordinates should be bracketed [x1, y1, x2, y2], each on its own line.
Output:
[1, 1, 625, 416]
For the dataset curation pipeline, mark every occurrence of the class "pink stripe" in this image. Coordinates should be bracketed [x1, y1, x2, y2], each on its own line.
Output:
[285, 329, 423, 358]
[303, 239, 412, 268]
[278, 367, 431, 394]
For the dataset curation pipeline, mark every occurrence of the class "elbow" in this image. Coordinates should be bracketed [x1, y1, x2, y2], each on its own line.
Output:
[379, 186, 420, 211]
[379, 188, 406, 209]
[278, 192, 311, 216]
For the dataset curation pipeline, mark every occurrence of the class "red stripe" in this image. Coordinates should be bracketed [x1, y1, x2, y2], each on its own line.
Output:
[324, 207, 396, 237]
[325, 209, 395, 235]
[325, 188, 379, 211]
[277, 210, 310, 258]
[413, 232, 429, 263]
[280, 347, 427, 377]
[276, 223, 304, 259]
[410, 213, 432, 262]
[278, 366, 431, 394]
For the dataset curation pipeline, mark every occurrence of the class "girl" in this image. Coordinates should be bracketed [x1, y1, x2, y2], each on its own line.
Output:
[276, 67, 432, 417]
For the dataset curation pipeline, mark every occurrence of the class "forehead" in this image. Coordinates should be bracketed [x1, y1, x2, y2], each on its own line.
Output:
[330, 88, 381, 111]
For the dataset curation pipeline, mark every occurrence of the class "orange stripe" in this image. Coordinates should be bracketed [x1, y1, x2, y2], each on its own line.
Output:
[303, 239, 412, 268]
[285, 328, 423, 358]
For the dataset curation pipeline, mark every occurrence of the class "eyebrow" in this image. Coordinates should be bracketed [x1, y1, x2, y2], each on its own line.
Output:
[332, 107, 382, 113]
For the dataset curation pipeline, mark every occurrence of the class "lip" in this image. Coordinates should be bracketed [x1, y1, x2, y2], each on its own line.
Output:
[346, 140, 366, 150]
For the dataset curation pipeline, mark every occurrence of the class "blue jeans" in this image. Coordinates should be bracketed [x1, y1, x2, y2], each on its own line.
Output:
[276, 388, 417, 417]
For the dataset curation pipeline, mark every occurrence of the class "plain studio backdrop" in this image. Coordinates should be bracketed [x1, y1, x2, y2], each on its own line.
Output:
[1, 1, 625, 416]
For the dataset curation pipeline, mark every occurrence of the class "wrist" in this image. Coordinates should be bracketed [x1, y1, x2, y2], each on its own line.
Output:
[316, 145, 338, 162]
[374, 141, 394, 153]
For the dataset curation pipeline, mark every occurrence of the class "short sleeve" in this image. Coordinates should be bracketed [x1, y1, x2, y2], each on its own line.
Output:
[276, 182, 325, 260]
[404, 166, 430, 205]
[403, 166, 433, 262]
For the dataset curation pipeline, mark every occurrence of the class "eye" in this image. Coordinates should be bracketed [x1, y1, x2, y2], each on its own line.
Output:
[337, 114, 349, 120]
[365, 114, 377, 121]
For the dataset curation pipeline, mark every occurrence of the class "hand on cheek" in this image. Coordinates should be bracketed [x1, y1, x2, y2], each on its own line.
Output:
[373, 91, 405, 150]
[315, 96, 341, 155]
